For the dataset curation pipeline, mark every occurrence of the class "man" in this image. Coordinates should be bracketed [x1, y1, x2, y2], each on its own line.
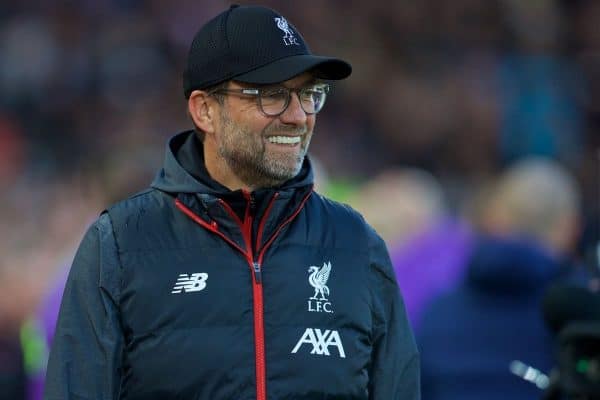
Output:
[417, 157, 582, 400]
[44, 5, 419, 400]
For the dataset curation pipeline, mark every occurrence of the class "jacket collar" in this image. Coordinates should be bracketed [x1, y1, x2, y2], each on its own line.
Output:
[151, 130, 314, 197]
[152, 131, 314, 250]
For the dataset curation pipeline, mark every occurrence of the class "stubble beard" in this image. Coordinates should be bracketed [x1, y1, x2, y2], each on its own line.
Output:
[217, 109, 311, 189]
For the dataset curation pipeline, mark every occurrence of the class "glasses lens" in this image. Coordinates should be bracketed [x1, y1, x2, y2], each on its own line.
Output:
[300, 85, 328, 114]
[258, 84, 329, 116]
[260, 88, 289, 116]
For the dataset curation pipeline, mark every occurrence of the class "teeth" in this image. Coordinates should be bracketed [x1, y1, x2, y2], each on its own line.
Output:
[268, 136, 301, 144]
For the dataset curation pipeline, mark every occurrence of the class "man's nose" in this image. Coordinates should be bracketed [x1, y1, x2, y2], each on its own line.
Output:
[279, 91, 308, 126]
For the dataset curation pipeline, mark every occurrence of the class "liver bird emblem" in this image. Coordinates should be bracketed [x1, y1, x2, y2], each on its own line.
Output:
[308, 261, 332, 300]
[274, 17, 298, 46]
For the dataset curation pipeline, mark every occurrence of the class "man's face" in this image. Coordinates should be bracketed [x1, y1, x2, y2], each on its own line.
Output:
[214, 73, 316, 188]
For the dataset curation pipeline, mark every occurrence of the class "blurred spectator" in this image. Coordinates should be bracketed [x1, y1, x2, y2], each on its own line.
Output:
[417, 157, 583, 400]
[480, 157, 581, 257]
[352, 168, 447, 244]
[497, 52, 585, 167]
[353, 168, 474, 330]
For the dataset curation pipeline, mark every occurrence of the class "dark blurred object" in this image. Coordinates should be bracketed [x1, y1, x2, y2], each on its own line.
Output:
[543, 285, 600, 334]
[542, 285, 600, 400]
[0, 336, 25, 400]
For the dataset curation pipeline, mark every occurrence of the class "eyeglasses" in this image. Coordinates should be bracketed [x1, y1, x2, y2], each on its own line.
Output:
[210, 83, 330, 117]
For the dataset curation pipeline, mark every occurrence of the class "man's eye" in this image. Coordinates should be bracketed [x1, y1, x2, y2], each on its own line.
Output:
[262, 89, 288, 101]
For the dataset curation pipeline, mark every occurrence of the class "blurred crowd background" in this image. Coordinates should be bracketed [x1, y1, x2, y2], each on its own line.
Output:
[1, 0, 599, 399]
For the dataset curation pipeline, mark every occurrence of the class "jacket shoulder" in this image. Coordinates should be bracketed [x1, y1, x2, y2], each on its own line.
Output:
[309, 191, 367, 225]
[106, 187, 158, 209]
[307, 192, 386, 254]
[311, 192, 386, 239]
[105, 188, 168, 222]
[311, 193, 395, 281]
[104, 188, 177, 250]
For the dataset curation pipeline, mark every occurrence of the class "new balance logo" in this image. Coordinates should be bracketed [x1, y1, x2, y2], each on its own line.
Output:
[291, 328, 346, 358]
[171, 273, 208, 294]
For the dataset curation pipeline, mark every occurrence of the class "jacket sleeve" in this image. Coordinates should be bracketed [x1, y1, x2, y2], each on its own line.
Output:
[367, 225, 421, 400]
[44, 213, 124, 400]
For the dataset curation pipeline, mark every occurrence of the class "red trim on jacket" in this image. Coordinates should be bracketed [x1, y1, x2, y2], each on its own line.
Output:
[174, 189, 313, 400]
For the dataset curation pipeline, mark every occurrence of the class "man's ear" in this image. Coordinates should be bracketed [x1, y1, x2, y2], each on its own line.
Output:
[188, 90, 218, 134]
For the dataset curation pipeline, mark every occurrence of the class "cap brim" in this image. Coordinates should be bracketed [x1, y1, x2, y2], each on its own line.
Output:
[233, 54, 352, 84]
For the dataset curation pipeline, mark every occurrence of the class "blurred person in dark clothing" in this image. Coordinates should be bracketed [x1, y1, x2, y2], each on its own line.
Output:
[417, 157, 582, 400]
[44, 5, 419, 400]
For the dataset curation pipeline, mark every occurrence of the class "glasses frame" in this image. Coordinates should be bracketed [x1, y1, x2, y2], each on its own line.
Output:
[209, 83, 330, 117]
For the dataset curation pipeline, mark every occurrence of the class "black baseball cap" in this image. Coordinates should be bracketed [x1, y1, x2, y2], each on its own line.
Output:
[183, 4, 352, 98]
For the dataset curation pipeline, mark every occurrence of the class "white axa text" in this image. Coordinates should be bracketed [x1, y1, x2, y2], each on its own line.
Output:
[291, 328, 346, 358]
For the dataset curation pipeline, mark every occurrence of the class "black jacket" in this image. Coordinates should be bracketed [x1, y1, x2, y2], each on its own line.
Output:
[45, 131, 420, 400]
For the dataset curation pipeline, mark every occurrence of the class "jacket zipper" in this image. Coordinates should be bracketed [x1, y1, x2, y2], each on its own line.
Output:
[241, 190, 266, 400]
[174, 189, 312, 400]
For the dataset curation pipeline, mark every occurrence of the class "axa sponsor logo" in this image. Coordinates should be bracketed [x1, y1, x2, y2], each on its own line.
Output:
[307, 261, 333, 313]
[291, 328, 346, 358]
[171, 273, 208, 294]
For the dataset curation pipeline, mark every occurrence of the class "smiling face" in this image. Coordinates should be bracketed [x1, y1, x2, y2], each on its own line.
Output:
[198, 72, 317, 191]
